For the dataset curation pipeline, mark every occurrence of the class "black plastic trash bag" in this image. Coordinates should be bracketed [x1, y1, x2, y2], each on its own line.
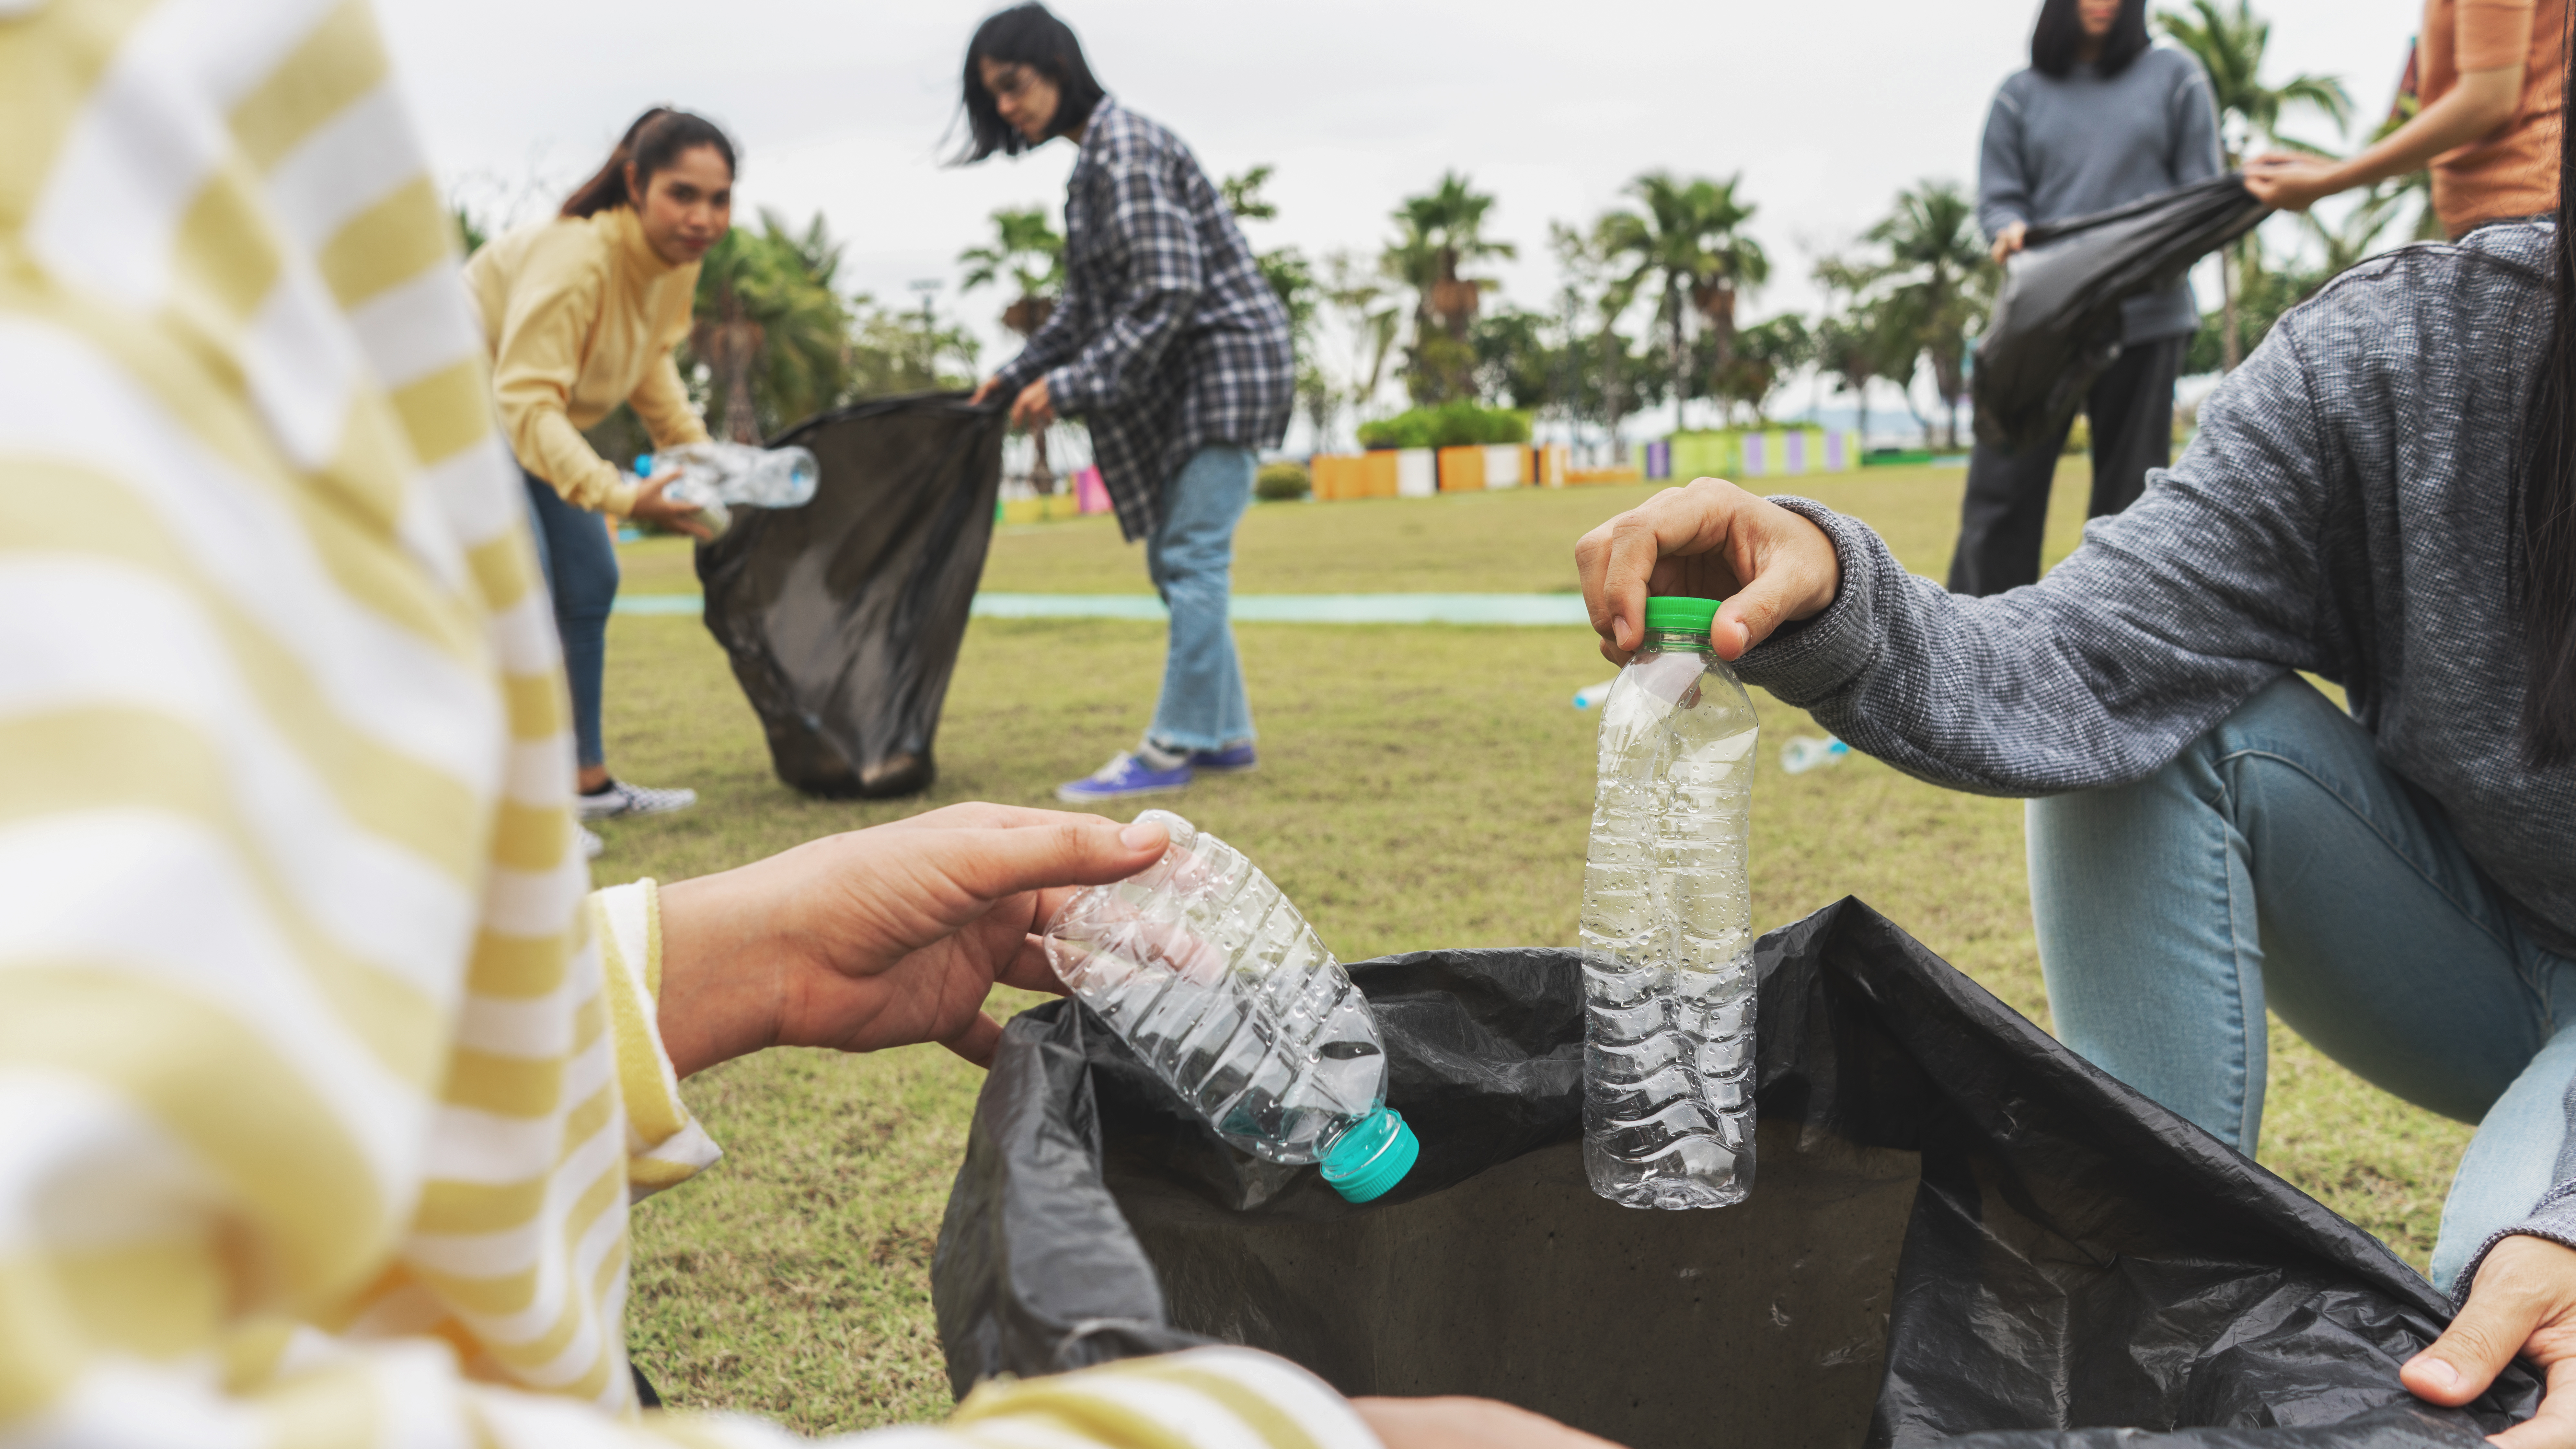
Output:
[932, 898, 2539, 1449]
[1972, 177, 2268, 454]
[695, 394, 1004, 798]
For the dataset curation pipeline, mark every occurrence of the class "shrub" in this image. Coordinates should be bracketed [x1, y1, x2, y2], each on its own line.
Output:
[1255, 461, 1312, 501]
[1355, 401, 1531, 450]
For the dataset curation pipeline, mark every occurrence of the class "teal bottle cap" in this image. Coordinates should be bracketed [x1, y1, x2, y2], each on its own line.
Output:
[1318, 1105, 1418, 1204]
[1643, 595, 1723, 632]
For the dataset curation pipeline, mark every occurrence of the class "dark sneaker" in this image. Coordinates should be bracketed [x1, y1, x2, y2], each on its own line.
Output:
[1056, 751, 1192, 803]
[1186, 743, 1259, 775]
[577, 778, 699, 821]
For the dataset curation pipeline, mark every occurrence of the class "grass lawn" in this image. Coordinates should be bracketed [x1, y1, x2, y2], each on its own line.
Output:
[607, 463, 2472, 1433]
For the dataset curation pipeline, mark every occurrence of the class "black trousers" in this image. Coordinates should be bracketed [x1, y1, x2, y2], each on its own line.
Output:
[1947, 333, 2185, 597]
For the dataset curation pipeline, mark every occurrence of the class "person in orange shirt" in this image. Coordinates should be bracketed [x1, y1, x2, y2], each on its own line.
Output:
[2246, 0, 2562, 236]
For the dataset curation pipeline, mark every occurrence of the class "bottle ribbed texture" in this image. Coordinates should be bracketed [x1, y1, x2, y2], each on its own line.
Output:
[1581, 632, 1760, 1209]
[1043, 811, 1389, 1168]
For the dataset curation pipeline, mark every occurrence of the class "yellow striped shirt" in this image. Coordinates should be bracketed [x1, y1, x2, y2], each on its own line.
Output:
[0, 2, 1374, 1445]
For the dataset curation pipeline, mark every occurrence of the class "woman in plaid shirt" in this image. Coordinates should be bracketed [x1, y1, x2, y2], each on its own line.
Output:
[961, 3, 1296, 804]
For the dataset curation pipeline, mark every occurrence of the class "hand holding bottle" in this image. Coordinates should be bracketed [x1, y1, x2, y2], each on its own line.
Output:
[626, 473, 715, 540]
[1575, 477, 1840, 664]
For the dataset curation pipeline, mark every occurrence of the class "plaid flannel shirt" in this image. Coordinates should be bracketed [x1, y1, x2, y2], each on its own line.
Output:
[995, 98, 1294, 541]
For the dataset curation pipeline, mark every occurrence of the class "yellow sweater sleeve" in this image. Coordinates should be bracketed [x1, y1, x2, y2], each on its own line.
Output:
[593, 879, 724, 1195]
[489, 234, 640, 516]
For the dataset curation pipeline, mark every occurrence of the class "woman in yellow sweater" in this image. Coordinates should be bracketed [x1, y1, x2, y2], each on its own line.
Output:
[466, 109, 730, 839]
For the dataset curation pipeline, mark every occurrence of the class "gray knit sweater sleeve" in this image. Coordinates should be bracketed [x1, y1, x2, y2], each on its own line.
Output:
[1978, 76, 2033, 242]
[2457, 1182, 2576, 1301]
[1733, 318, 2335, 797]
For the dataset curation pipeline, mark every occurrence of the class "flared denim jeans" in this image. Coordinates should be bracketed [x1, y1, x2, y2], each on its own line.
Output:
[1143, 446, 1256, 753]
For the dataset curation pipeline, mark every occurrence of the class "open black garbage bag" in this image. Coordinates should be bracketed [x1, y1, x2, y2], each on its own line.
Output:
[932, 898, 2540, 1448]
[694, 393, 1005, 797]
[1972, 177, 2268, 454]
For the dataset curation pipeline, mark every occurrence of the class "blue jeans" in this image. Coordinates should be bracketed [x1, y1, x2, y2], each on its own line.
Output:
[522, 473, 618, 767]
[2029, 675, 2576, 1293]
[1144, 446, 1256, 753]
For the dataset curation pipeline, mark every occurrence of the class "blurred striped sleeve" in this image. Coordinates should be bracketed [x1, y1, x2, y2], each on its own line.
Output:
[0, 3, 1373, 1446]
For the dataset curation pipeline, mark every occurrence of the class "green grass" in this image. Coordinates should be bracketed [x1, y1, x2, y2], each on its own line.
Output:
[608, 462, 2471, 1432]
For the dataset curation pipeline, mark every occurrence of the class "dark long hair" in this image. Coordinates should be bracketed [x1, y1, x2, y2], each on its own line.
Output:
[2514, 12, 2576, 765]
[560, 108, 738, 219]
[2030, 0, 2151, 78]
[955, 3, 1106, 163]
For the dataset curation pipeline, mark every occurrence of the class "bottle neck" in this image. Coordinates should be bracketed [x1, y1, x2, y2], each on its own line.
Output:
[1640, 626, 1716, 654]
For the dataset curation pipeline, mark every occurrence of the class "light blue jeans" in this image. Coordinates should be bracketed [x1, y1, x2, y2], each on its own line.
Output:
[1144, 446, 1257, 753]
[2028, 674, 2576, 1295]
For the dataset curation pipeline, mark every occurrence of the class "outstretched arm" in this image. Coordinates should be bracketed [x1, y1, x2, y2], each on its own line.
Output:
[1578, 318, 2336, 798]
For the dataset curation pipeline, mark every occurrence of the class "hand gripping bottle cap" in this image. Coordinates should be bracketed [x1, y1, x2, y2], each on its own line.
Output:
[1317, 1105, 1419, 1204]
[1642, 595, 1723, 632]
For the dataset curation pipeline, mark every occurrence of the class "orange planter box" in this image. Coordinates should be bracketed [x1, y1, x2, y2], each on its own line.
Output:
[1310, 453, 1400, 501]
[1436, 445, 1487, 492]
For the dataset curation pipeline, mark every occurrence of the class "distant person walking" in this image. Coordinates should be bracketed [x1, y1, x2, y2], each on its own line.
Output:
[957, 4, 1294, 804]
[466, 109, 729, 843]
[2245, 0, 2563, 237]
[1953, 0, 2221, 597]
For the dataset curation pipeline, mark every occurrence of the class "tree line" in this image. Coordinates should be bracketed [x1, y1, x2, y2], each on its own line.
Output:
[452, 0, 2439, 468]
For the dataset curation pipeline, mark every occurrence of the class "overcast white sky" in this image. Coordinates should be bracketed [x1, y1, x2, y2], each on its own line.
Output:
[377, 0, 2425, 429]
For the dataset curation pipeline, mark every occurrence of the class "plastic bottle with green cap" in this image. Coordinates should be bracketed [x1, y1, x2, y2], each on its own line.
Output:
[1043, 809, 1418, 1204]
[1581, 594, 1761, 1209]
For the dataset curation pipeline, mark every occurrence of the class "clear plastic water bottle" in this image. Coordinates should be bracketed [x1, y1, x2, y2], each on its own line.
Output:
[638, 440, 819, 536]
[1780, 736, 1851, 774]
[1042, 809, 1420, 1203]
[1581, 595, 1760, 1210]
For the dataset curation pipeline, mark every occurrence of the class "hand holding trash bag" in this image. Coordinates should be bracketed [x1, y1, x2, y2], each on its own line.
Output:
[2405, 1236, 2576, 1449]
[654, 805, 1172, 1073]
[967, 371, 1057, 430]
[1575, 476, 1841, 662]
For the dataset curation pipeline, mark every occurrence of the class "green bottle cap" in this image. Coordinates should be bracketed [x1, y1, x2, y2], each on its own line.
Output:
[1643, 595, 1723, 633]
[1318, 1106, 1418, 1204]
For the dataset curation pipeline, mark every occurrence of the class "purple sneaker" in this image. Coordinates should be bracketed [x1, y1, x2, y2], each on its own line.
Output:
[1056, 751, 1193, 803]
[1186, 743, 1259, 775]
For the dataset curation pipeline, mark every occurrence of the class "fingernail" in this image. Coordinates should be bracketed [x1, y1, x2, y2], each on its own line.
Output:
[1120, 822, 1166, 850]
[2412, 1356, 2459, 1389]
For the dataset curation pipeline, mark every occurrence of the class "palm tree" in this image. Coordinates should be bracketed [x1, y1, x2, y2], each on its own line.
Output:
[1596, 173, 1768, 431]
[959, 205, 1066, 487]
[688, 211, 856, 443]
[1860, 182, 1992, 449]
[1383, 172, 1515, 404]
[958, 204, 1064, 337]
[2156, 0, 2353, 369]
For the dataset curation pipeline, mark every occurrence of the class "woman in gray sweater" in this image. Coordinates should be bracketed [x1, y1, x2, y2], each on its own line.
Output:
[1959, 0, 2222, 595]
[1576, 127, 2576, 1449]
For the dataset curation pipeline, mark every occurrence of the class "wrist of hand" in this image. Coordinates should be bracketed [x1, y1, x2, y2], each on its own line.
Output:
[653, 866, 795, 1078]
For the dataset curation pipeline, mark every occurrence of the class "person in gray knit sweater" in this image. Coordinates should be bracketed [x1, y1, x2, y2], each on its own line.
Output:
[1580, 214, 2576, 1441]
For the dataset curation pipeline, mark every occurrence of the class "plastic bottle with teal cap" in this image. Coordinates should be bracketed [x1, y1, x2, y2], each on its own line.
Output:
[1043, 809, 1419, 1205]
